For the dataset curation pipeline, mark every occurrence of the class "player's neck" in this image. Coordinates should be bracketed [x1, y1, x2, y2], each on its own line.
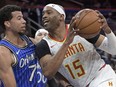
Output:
[49, 25, 67, 41]
[4, 34, 27, 48]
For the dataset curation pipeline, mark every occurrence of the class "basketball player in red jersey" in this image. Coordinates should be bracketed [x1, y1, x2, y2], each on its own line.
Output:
[36, 3, 116, 87]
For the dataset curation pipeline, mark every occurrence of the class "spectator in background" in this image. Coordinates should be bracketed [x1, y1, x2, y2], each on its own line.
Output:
[102, 0, 111, 8]
[108, 0, 116, 8]
[92, 0, 101, 8]
[30, 29, 48, 44]
[35, 29, 48, 39]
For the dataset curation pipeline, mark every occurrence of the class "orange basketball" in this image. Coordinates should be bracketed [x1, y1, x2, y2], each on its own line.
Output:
[75, 9, 102, 39]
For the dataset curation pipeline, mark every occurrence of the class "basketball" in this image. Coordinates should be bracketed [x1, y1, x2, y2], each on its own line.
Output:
[74, 9, 102, 39]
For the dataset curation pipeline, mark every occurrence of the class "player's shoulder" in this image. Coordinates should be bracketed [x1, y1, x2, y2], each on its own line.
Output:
[0, 46, 13, 66]
[0, 45, 11, 57]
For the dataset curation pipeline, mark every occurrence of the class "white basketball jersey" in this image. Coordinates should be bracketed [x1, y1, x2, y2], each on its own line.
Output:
[43, 35, 105, 87]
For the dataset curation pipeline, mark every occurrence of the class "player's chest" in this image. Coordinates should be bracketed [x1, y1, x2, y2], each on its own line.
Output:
[48, 37, 93, 57]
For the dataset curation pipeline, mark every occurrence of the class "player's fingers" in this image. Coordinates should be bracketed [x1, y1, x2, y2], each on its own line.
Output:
[70, 16, 81, 35]
[69, 17, 76, 29]
[75, 14, 80, 19]
[95, 10, 101, 15]
[98, 18, 104, 23]
[99, 19, 108, 29]
[95, 10, 100, 14]
[100, 23, 108, 29]
[95, 10, 108, 30]
[100, 23, 104, 29]
[95, 10, 104, 19]
[69, 16, 75, 24]
[72, 28, 80, 35]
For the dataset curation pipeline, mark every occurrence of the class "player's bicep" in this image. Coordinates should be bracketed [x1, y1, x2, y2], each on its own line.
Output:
[0, 48, 12, 74]
[0, 47, 16, 87]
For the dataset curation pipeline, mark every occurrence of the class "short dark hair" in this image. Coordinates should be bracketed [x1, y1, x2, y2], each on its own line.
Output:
[0, 5, 21, 29]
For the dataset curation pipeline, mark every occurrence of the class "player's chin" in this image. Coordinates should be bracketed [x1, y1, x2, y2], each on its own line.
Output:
[20, 30, 26, 34]
[44, 23, 48, 27]
[44, 25, 49, 30]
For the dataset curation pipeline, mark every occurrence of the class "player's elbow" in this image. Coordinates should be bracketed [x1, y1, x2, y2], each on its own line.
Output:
[43, 70, 55, 79]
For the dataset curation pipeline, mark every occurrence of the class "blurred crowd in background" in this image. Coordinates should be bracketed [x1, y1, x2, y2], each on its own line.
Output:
[0, 0, 116, 72]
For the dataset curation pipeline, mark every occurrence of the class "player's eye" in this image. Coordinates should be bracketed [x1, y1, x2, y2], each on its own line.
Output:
[37, 33, 42, 36]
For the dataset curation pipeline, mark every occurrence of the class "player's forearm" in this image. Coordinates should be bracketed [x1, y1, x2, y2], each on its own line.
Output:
[99, 31, 116, 55]
[0, 73, 16, 87]
[103, 25, 111, 34]
[43, 43, 69, 79]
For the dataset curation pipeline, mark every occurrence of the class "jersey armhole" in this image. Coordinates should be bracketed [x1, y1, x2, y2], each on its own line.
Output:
[11, 54, 18, 66]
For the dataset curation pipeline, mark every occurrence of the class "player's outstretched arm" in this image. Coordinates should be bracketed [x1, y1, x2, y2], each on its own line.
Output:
[0, 46, 16, 87]
[94, 11, 116, 55]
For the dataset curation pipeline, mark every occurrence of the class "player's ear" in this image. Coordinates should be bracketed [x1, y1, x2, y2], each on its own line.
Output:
[4, 21, 10, 28]
[59, 14, 64, 21]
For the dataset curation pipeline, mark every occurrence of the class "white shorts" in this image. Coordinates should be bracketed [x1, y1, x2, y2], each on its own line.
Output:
[89, 65, 116, 87]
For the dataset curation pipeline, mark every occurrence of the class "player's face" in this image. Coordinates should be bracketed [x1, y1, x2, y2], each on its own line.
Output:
[8, 11, 26, 34]
[37, 32, 48, 37]
[42, 6, 61, 32]
[35, 32, 48, 42]
[35, 32, 47, 41]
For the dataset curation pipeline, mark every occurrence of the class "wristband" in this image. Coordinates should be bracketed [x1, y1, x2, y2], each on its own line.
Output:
[86, 34, 100, 44]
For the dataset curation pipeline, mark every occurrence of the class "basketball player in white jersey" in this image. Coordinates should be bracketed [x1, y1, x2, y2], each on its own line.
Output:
[36, 3, 116, 87]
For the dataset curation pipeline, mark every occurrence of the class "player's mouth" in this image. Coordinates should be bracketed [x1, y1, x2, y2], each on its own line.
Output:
[21, 26, 26, 29]
[43, 20, 49, 26]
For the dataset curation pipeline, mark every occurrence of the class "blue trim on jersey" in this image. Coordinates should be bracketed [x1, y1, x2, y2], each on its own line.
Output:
[0, 35, 47, 87]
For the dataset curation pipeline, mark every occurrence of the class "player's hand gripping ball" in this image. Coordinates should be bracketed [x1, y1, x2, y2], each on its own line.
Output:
[74, 9, 102, 39]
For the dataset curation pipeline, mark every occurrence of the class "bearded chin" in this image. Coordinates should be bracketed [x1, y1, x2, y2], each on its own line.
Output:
[18, 30, 26, 35]
[18, 32, 24, 36]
